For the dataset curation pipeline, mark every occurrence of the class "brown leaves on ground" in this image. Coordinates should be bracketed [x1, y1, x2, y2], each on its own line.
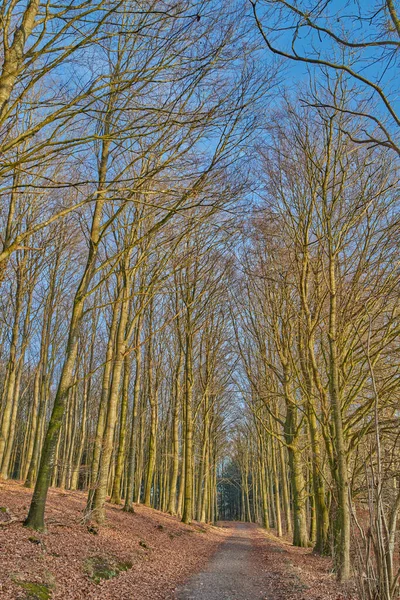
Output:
[0, 482, 359, 600]
[0, 481, 227, 599]
[251, 528, 357, 600]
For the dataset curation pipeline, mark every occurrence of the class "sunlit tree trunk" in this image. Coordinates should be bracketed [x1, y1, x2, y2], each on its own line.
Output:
[182, 319, 194, 524]
[110, 354, 130, 504]
[328, 241, 350, 580]
[144, 328, 158, 507]
[0, 255, 25, 466]
[279, 442, 291, 535]
[91, 268, 130, 523]
[124, 315, 143, 512]
[87, 284, 121, 508]
[70, 379, 88, 490]
[168, 341, 183, 514]
[283, 373, 308, 547]
[25, 129, 109, 529]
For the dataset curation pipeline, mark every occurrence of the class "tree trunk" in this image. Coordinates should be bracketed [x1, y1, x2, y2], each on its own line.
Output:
[24, 131, 108, 529]
[182, 325, 194, 525]
[328, 254, 350, 580]
[110, 354, 130, 504]
[167, 346, 182, 514]
[91, 275, 129, 523]
[124, 316, 143, 512]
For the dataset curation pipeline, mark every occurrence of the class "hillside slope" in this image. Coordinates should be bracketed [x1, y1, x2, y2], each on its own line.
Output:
[0, 481, 226, 600]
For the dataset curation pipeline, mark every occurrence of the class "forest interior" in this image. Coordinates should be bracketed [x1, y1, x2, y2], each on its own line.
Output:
[0, 1, 400, 599]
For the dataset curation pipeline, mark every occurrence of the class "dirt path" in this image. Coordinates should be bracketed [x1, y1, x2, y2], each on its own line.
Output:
[174, 523, 266, 600]
[175, 523, 356, 600]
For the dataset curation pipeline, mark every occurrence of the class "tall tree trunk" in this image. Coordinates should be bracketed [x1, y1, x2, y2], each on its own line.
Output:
[124, 315, 143, 512]
[328, 251, 350, 580]
[167, 346, 182, 514]
[86, 285, 121, 509]
[284, 385, 308, 547]
[91, 273, 130, 523]
[24, 131, 109, 530]
[135, 395, 146, 504]
[144, 343, 157, 507]
[110, 354, 130, 504]
[182, 323, 194, 524]
[70, 380, 88, 490]
[270, 428, 282, 536]
[257, 431, 270, 529]
[0, 257, 24, 466]
[279, 442, 292, 535]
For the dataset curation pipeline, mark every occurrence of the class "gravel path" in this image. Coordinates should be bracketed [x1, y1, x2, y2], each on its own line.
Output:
[174, 523, 267, 600]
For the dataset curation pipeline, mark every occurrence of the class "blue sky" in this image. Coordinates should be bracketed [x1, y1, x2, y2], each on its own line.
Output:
[249, 0, 400, 147]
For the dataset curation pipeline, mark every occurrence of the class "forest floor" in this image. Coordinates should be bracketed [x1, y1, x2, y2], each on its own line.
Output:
[251, 526, 357, 600]
[176, 522, 357, 600]
[0, 481, 357, 600]
[0, 480, 226, 599]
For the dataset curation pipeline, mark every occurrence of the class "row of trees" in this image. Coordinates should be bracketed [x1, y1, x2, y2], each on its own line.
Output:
[0, 0, 265, 531]
[0, 1, 399, 598]
[2, 207, 235, 524]
[230, 101, 400, 596]
[229, 3, 400, 596]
